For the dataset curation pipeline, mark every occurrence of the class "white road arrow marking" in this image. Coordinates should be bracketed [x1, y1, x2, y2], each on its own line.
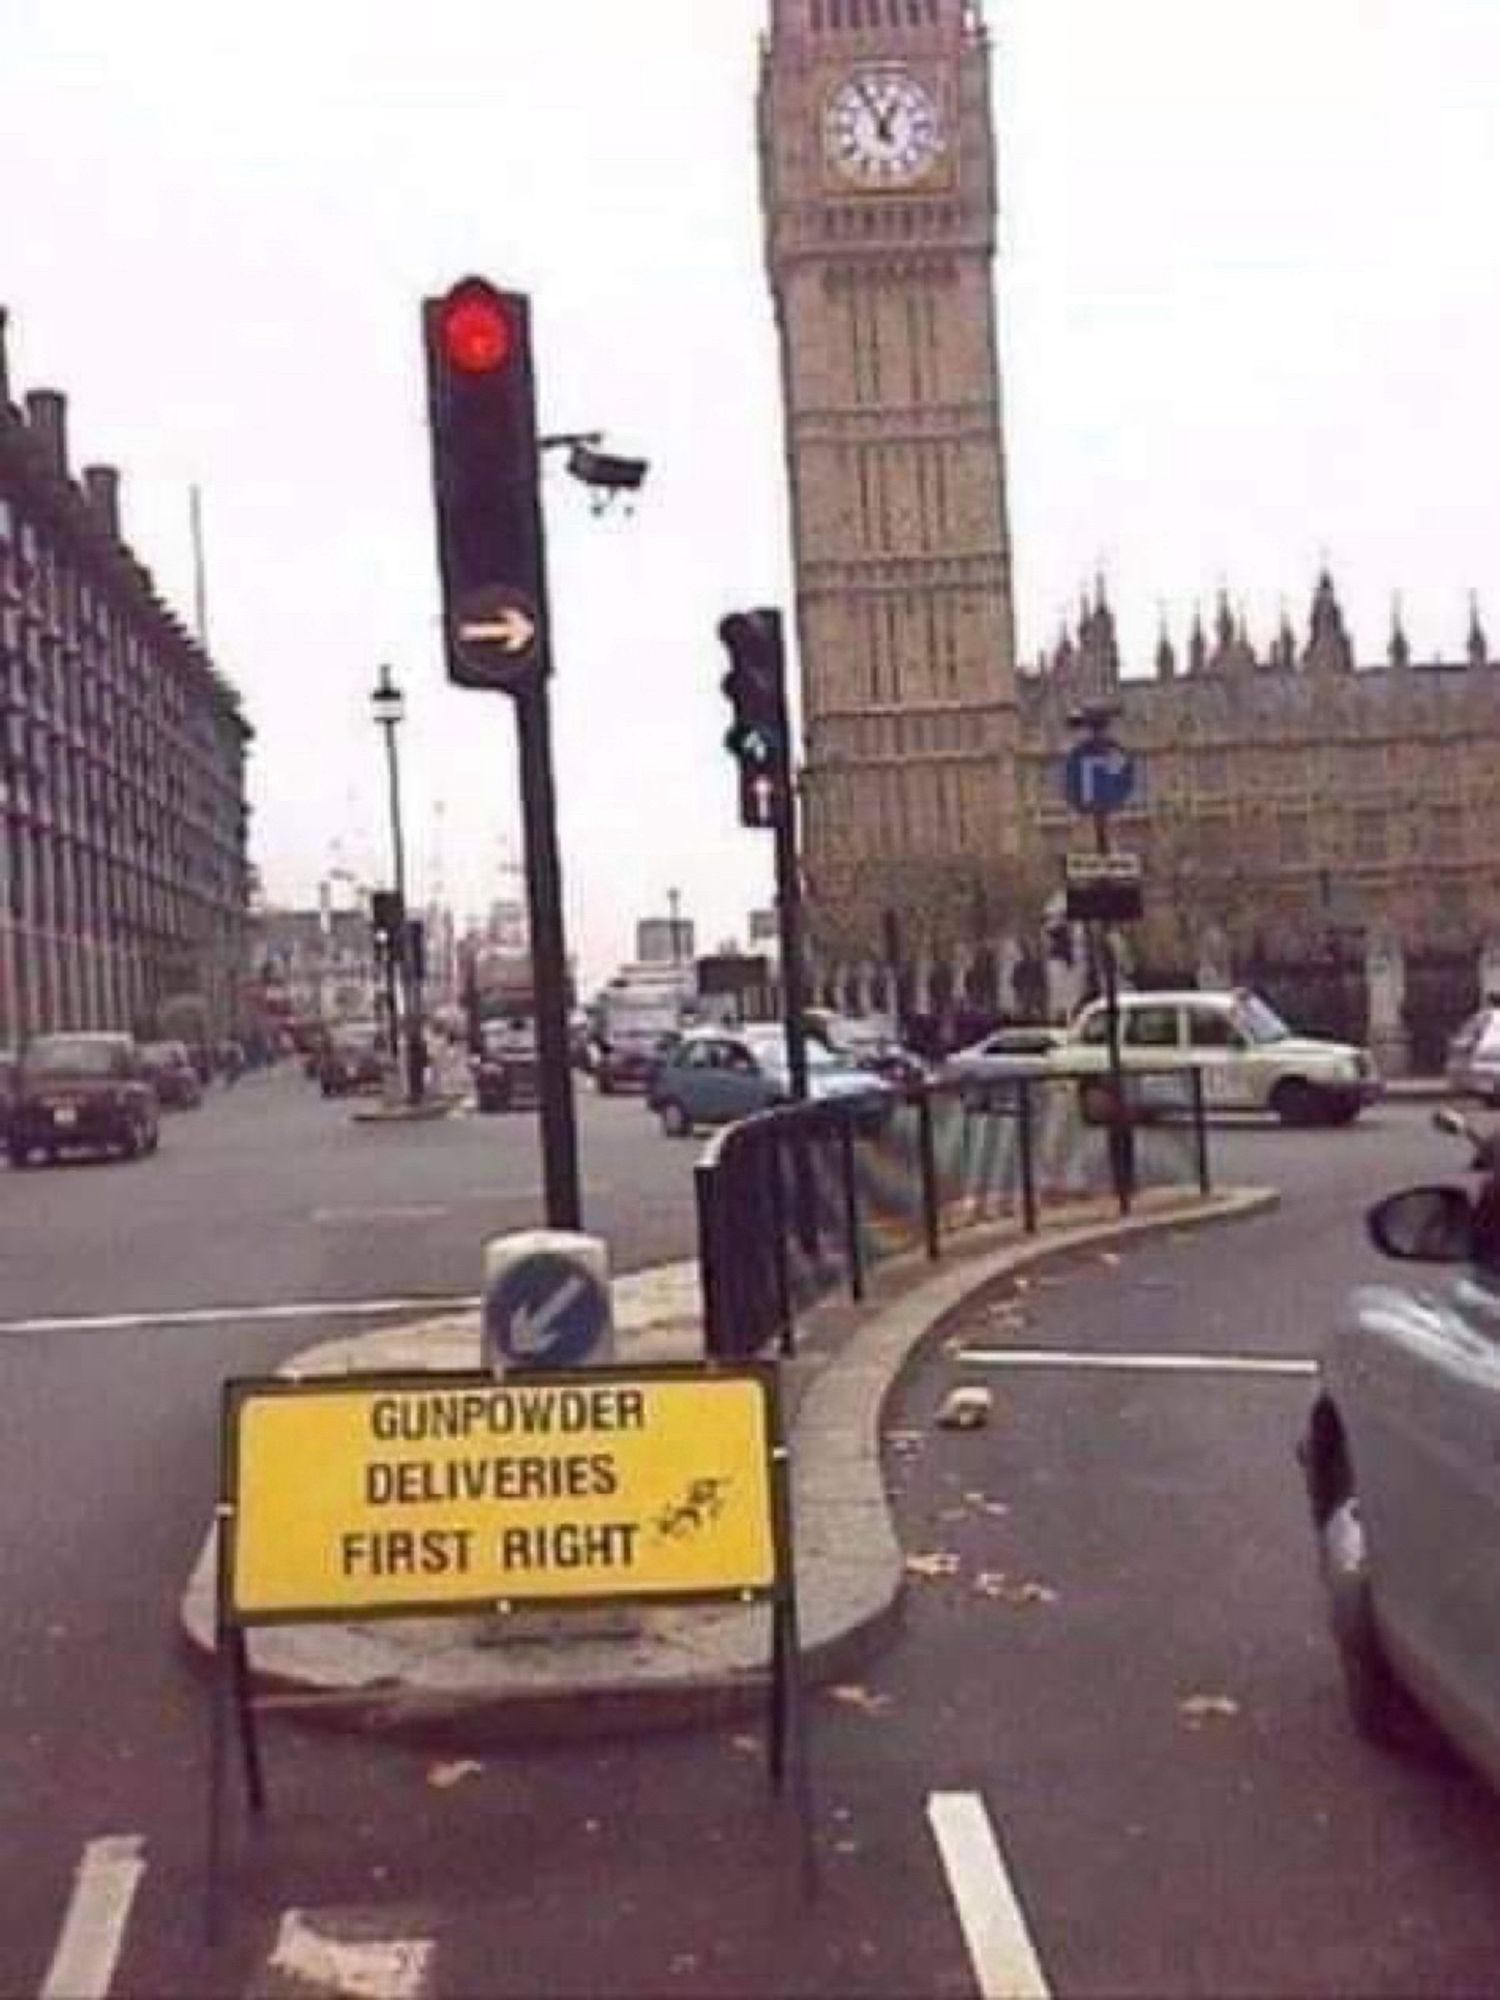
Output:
[459, 607, 536, 653]
[507, 1273, 590, 1357]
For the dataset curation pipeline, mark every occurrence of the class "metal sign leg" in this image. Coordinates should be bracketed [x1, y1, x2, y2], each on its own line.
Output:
[204, 1621, 231, 1945]
[231, 1628, 266, 1817]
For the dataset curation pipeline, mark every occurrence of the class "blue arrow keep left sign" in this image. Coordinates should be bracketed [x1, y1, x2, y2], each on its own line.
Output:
[1063, 740, 1136, 814]
[484, 1252, 611, 1369]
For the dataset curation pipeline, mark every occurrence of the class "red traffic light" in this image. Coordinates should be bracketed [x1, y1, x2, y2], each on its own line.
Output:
[439, 285, 513, 374]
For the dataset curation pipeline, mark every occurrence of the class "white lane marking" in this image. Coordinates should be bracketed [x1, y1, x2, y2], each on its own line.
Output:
[268, 1910, 435, 2000]
[927, 1792, 1049, 2000]
[40, 1834, 147, 2000]
[957, 1348, 1316, 1378]
[311, 1206, 449, 1225]
[0, 1294, 482, 1339]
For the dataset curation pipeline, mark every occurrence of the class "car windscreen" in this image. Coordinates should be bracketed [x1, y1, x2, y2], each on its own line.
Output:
[22, 1037, 125, 1077]
[1232, 995, 1292, 1045]
[746, 1037, 853, 1074]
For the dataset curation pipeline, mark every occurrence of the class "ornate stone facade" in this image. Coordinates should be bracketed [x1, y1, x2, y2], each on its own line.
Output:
[1020, 576, 1498, 1066]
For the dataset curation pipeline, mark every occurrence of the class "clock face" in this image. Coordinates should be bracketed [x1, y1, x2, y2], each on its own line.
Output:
[824, 68, 946, 189]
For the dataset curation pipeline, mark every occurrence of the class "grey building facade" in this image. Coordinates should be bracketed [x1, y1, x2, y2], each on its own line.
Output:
[0, 312, 252, 1044]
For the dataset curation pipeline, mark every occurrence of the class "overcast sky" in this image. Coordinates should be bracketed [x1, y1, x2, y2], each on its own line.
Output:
[3, 0, 1496, 984]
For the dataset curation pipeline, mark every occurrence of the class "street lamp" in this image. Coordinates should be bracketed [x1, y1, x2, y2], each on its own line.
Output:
[370, 664, 424, 1106]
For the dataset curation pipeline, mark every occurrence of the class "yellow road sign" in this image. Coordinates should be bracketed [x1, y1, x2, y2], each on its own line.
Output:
[223, 1366, 779, 1621]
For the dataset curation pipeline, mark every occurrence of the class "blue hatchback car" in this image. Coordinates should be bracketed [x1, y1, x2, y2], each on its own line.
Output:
[646, 1025, 892, 1138]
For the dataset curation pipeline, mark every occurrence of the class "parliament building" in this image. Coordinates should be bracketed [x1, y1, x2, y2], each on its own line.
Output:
[757, 0, 1491, 1068]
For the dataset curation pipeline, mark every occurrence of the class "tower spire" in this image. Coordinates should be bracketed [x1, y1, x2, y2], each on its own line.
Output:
[1388, 593, 1411, 670]
[1468, 591, 1489, 669]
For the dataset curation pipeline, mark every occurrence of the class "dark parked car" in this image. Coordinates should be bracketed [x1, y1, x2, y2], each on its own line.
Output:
[140, 1039, 204, 1109]
[9, 1032, 161, 1166]
[318, 1022, 386, 1097]
[472, 1018, 540, 1113]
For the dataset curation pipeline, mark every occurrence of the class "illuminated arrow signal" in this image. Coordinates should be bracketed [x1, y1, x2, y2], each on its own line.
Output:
[750, 776, 777, 825]
[459, 606, 536, 654]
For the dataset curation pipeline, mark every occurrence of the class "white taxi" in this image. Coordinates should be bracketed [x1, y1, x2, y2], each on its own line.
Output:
[1057, 988, 1382, 1127]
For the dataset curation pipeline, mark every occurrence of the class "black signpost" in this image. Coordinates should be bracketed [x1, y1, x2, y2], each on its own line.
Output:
[1063, 709, 1141, 1210]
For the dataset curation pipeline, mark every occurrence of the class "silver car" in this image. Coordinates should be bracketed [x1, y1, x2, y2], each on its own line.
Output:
[1444, 1006, 1500, 1104]
[939, 1025, 1065, 1109]
[1302, 1112, 1500, 1772]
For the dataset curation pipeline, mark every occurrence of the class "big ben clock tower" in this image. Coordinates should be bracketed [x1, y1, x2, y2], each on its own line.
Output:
[759, 0, 1019, 961]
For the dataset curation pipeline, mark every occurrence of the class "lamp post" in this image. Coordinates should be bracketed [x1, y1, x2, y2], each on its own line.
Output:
[371, 665, 424, 1105]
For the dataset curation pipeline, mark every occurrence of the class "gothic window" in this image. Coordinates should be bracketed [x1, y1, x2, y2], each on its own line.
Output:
[1431, 807, 1463, 858]
[932, 443, 952, 539]
[913, 448, 932, 555]
[1354, 813, 1387, 864]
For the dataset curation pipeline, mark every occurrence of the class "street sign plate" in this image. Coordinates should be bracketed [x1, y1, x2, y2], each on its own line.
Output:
[1063, 739, 1136, 815]
[221, 1365, 780, 1618]
[1064, 851, 1143, 887]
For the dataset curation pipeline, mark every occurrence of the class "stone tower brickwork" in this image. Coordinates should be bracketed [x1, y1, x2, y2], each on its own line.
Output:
[759, 0, 1019, 965]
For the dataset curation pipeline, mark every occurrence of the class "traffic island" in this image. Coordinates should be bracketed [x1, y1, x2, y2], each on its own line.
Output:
[349, 1092, 464, 1124]
[179, 1186, 1278, 1745]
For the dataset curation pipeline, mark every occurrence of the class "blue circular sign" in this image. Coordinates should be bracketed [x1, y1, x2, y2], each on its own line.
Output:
[1063, 739, 1136, 815]
[484, 1252, 610, 1369]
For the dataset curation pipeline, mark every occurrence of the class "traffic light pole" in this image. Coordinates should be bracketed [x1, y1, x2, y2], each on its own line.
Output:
[515, 674, 582, 1232]
[773, 780, 810, 1103]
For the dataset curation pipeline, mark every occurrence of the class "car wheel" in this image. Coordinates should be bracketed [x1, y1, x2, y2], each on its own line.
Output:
[1270, 1078, 1321, 1128]
[1319, 1496, 1417, 1749]
[596, 1072, 615, 1096]
[659, 1099, 693, 1139]
[8, 1140, 29, 1169]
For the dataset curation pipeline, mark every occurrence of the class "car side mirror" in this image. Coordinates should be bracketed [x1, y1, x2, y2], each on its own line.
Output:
[1367, 1185, 1475, 1263]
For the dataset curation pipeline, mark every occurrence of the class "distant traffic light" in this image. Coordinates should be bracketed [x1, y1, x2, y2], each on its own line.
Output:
[718, 608, 789, 829]
[370, 889, 404, 947]
[422, 277, 546, 692]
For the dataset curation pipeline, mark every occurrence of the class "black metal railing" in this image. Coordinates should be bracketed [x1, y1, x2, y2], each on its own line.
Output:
[696, 1065, 1212, 1360]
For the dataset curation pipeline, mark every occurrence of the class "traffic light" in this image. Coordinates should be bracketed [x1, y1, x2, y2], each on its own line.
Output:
[422, 277, 546, 692]
[718, 608, 789, 829]
[370, 889, 404, 949]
